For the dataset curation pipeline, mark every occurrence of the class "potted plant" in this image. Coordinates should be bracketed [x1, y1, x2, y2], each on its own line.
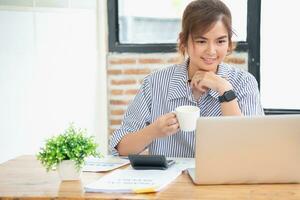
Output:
[37, 123, 101, 181]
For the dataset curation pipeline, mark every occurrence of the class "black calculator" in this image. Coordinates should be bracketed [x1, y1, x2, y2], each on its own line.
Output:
[128, 154, 175, 170]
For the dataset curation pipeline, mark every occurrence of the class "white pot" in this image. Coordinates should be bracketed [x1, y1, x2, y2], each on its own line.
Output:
[57, 160, 82, 181]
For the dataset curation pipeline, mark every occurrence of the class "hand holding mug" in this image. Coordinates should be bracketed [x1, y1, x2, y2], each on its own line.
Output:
[151, 112, 179, 138]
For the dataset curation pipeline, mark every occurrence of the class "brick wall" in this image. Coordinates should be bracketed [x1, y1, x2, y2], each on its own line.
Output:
[107, 52, 248, 135]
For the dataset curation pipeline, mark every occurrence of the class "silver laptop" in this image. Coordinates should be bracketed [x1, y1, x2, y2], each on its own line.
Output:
[188, 115, 300, 185]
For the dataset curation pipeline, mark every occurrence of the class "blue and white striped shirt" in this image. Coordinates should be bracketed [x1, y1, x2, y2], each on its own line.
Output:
[110, 59, 264, 157]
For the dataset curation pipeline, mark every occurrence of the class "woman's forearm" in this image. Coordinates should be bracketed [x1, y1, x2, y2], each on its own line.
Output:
[116, 124, 158, 156]
[220, 99, 243, 116]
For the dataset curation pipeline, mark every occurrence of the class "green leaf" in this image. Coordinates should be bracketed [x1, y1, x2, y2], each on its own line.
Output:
[36, 123, 101, 172]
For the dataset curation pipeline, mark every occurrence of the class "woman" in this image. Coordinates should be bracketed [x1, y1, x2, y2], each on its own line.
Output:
[110, 0, 264, 157]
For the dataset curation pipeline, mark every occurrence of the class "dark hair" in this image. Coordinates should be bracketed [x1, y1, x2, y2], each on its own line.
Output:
[178, 0, 233, 57]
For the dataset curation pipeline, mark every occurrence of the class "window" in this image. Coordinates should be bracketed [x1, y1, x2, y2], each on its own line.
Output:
[260, 0, 300, 114]
[108, 0, 255, 52]
[118, 0, 247, 44]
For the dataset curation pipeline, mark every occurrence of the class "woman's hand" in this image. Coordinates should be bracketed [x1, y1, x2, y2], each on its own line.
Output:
[190, 70, 232, 100]
[150, 112, 179, 138]
[116, 112, 179, 156]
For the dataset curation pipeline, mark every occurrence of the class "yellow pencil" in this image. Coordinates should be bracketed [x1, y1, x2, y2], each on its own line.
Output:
[133, 187, 157, 194]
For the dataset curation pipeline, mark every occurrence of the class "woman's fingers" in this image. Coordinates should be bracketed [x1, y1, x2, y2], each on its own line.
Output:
[166, 123, 180, 135]
[167, 117, 178, 126]
[190, 71, 205, 88]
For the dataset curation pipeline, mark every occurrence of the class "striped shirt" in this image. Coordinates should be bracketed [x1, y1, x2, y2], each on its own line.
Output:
[109, 59, 264, 157]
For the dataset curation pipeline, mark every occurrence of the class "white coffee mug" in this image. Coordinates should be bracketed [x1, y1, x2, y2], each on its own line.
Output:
[175, 105, 200, 132]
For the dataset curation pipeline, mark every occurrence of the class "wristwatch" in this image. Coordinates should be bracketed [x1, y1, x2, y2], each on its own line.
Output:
[218, 90, 236, 103]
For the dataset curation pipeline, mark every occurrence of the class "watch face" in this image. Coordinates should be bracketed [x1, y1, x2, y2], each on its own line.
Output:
[224, 90, 236, 101]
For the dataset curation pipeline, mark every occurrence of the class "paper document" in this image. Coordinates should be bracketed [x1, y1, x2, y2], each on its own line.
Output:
[84, 169, 182, 193]
[170, 157, 195, 171]
[83, 157, 129, 172]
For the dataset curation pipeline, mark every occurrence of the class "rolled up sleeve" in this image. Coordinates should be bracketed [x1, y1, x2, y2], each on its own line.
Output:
[109, 76, 152, 155]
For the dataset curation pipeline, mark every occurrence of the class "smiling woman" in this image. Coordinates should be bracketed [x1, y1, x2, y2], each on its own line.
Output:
[176, 0, 248, 113]
[109, 0, 264, 158]
[185, 21, 230, 72]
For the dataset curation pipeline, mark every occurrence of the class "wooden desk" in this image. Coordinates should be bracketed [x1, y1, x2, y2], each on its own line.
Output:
[1, 155, 300, 200]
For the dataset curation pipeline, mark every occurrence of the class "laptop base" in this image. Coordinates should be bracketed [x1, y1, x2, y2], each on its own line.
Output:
[187, 168, 197, 184]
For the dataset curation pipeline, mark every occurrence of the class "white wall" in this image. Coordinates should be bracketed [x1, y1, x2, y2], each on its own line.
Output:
[0, 2, 108, 163]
